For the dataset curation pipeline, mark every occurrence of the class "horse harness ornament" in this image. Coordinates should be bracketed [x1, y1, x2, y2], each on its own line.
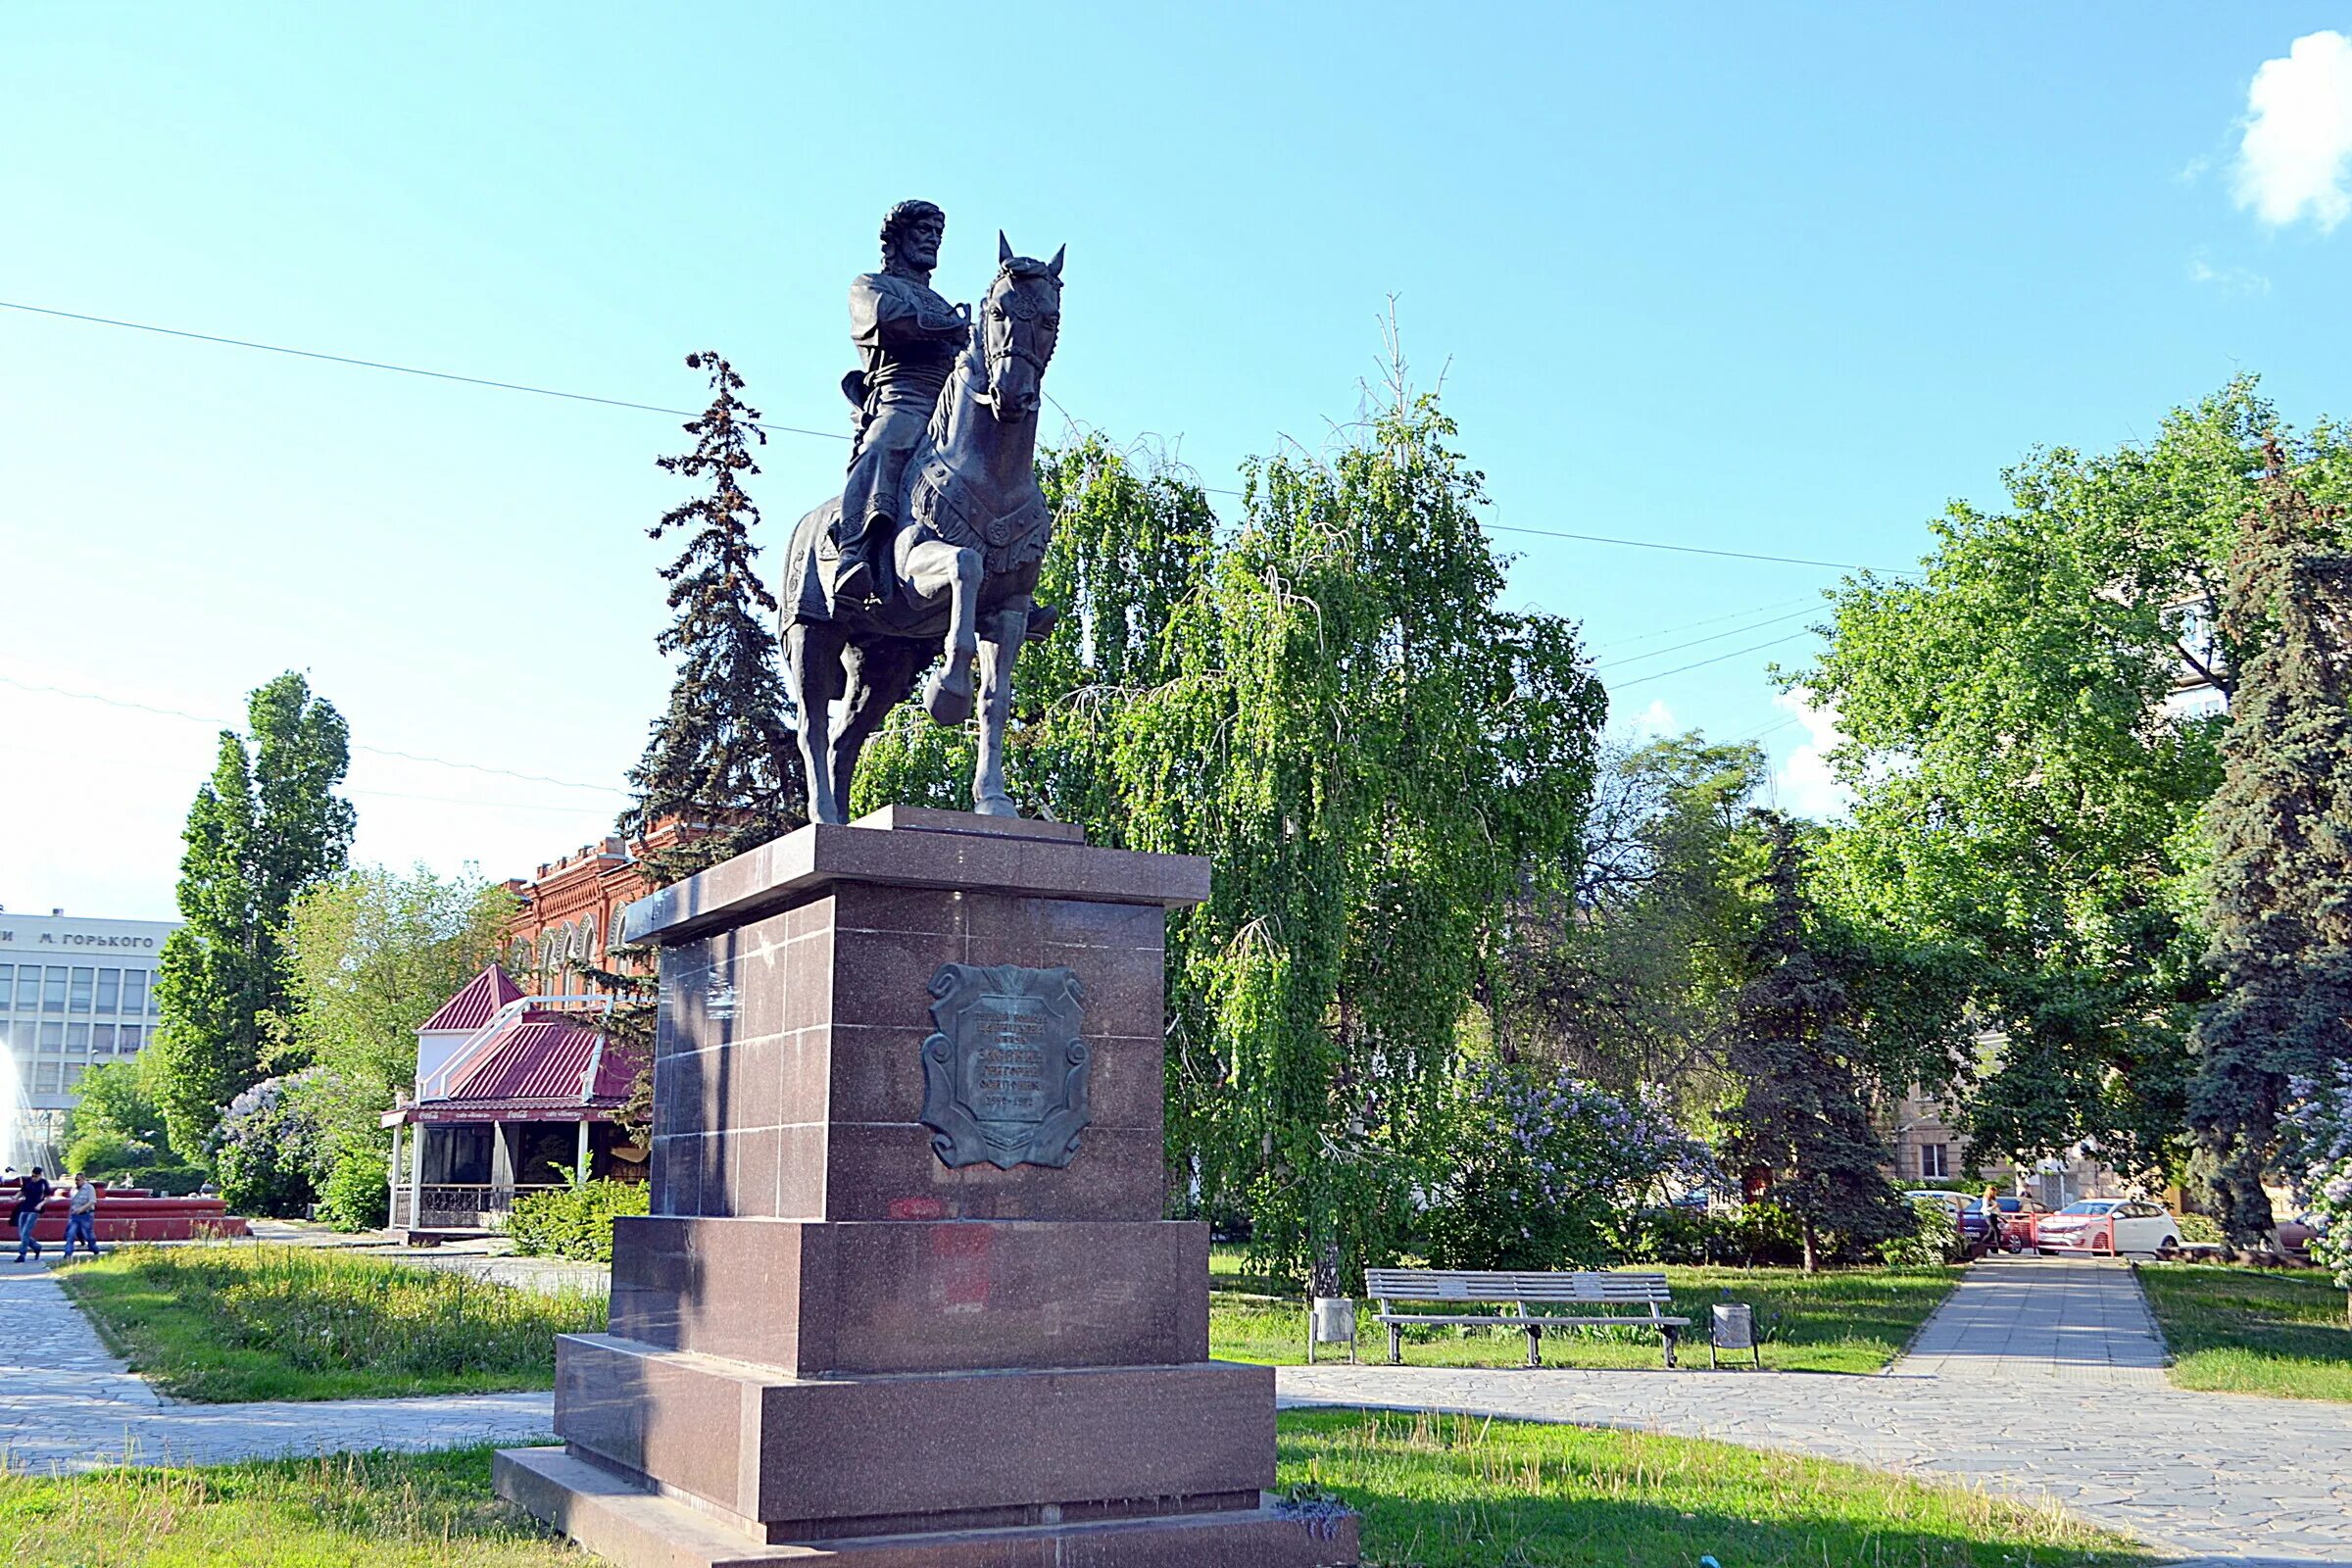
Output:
[907, 456, 1053, 576]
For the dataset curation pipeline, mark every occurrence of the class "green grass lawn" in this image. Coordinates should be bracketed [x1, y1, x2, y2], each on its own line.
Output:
[0, 1420, 2147, 1568]
[0, 1446, 573, 1568]
[2134, 1261, 2352, 1402]
[1213, 1262, 1960, 1375]
[1285, 1408, 2150, 1567]
[57, 1243, 605, 1402]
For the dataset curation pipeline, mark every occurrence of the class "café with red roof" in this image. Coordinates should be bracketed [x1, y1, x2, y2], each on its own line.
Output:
[382, 963, 646, 1240]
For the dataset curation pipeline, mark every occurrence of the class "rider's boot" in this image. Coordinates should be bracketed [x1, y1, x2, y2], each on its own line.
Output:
[833, 514, 880, 606]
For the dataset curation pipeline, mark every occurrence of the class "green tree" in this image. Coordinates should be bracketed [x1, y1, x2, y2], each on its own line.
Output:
[862, 370, 1605, 1288]
[620, 351, 806, 883]
[1795, 380, 2352, 1179]
[1498, 732, 1766, 1107]
[62, 1059, 176, 1173]
[151, 672, 354, 1161]
[1722, 813, 1914, 1272]
[278, 864, 518, 1102]
[274, 864, 518, 1229]
[1119, 378, 1604, 1287]
[2187, 444, 2352, 1244]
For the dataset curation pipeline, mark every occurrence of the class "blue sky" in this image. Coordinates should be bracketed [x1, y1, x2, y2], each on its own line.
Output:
[5, 5, 2351, 919]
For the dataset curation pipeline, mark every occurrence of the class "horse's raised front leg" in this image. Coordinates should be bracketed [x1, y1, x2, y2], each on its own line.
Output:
[900, 538, 981, 725]
[972, 605, 1028, 816]
[786, 622, 849, 824]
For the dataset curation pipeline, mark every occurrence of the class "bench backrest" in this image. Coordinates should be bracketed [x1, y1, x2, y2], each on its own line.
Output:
[1362, 1268, 1672, 1305]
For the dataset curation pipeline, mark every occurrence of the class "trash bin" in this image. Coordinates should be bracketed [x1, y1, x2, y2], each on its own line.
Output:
[1307, 1297, 1356, 1364]
[1710, 1299, 1760, 1370]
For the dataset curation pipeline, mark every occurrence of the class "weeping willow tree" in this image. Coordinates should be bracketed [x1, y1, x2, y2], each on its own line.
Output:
[858, 369, 1604, 1286]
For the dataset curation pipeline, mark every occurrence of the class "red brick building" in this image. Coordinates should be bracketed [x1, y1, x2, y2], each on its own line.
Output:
[501, 819, 709, 995]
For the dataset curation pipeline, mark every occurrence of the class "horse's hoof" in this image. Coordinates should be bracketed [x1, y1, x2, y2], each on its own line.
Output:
[973, 793, 1019, 818]
[923, 669, 973, 725]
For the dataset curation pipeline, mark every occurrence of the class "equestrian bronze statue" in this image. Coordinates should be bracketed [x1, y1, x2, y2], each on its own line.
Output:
[783, 219, 1066, 825]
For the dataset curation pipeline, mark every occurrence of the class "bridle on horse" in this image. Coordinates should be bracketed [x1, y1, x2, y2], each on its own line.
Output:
[980, 270, 1058, 403]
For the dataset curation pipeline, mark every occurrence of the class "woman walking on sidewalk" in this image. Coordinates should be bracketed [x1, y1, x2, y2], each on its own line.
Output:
[11, 1166, 51, 1262]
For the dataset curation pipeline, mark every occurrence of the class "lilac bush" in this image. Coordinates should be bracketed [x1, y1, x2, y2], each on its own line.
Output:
[2288, 1067, 2352, 1298]
[1420, 1065, 1717, 1270]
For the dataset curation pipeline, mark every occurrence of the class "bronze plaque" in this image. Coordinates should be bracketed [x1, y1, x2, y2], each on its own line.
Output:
[920, 962, 1091, 1170]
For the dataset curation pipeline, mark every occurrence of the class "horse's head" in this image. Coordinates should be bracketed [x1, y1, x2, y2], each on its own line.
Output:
[978, 231, 1064, 423]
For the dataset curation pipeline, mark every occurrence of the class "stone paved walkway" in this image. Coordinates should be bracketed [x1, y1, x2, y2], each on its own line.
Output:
[1894, 1255, 2167, 1385]
[0, 1260, 553, 1474]
[1279, 1257, 2352, 1565]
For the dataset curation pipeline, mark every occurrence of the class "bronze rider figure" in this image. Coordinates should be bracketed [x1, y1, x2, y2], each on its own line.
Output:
[834, 199, 969, 605]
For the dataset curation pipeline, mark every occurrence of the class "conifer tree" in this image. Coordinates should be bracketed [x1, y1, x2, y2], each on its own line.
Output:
[1723, 812, 1912, 1271]
[151, 672, 355, 1159]
[2187, 442, 2352, 1246]
[620, 351, 805, 884]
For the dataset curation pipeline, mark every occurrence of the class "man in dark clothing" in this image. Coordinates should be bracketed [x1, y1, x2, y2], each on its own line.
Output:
[11, 1166, 50, 1262]
[832, 198, 969, 605]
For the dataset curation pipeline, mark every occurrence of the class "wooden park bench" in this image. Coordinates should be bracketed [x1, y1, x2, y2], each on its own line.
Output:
[1363, 1268, 1693, 1368]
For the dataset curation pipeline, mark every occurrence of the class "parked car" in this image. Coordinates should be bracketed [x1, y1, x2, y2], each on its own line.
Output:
[2276, 1211, 2327, 1263]
[2035, 1198, 2182, 1257]
[1902, 1190, 1993, 1249]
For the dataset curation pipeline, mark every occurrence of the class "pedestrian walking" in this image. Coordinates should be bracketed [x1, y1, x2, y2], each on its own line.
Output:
[61, 1171, 99, 1261]
[11, 1166, 51, 1262]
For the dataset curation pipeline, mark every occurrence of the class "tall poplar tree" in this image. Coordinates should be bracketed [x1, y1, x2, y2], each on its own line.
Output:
[2187, 443, 2352, 1245]
[620, 351, 804, 882]
[151, 672, 355, 1159]
[1723, 813, 1913, 1272]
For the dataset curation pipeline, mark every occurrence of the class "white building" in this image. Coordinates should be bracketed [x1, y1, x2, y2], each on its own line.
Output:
[0, 908, 177, 1164]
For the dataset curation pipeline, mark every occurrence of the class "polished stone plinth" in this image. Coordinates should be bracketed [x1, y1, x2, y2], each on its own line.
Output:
[497, 808, 1355, 1566]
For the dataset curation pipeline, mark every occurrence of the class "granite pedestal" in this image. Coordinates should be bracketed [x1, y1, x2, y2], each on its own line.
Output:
[495, 807, 1356, 1566]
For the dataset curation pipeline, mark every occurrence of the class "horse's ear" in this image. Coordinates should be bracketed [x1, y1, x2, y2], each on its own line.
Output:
[998, 230, 1014, 267]
[1047, 244, 1064, 279]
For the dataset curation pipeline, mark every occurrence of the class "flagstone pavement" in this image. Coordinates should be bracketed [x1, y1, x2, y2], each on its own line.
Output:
[3, 1251, 2345, 1566]
[0, 1260, 552, 1473]
[1281, 1257, 2352, 1566]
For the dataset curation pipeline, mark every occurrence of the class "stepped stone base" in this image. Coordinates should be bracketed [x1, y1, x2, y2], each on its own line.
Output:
[495, 1446, 1359, 1567]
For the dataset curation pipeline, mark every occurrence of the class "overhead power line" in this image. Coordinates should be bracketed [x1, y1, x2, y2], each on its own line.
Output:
[1594, 605, 1823, 671]
[1607, 630, 1819, 692]
[7, 298, 1927, 577]
[0, 672, 628, 796]
[0, 299, 851, 443]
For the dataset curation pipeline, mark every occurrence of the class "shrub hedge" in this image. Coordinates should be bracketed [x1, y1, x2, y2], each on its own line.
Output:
[505, 1178, 649, 1262]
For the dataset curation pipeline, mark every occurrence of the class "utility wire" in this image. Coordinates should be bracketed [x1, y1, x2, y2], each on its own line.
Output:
[0, 672, 628, 796]
[0, 299, 850, 443]
[9, 298, 1925, 576]
[1608, 630, 1819, 692]
[1, 741, 614, 817]
[1593, 593, 1819, 651]
[1594, 605, 1823, 671]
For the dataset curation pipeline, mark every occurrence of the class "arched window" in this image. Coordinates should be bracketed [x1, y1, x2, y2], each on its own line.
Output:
[576, 914, 597, 969]
[538, 931, 561, 992]
[508, 936, 531, 977]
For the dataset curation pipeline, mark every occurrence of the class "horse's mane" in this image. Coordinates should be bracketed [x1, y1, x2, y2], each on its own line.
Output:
[928, 328, 982, 448]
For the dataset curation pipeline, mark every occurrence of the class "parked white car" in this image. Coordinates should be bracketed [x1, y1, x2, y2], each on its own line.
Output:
[2035, 1198, 2182, 1257]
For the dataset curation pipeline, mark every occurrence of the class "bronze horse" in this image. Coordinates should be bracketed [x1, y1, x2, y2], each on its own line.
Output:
[782, 235, 1065, 824]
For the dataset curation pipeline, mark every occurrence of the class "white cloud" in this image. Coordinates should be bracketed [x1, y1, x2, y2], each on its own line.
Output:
[2186, 253, 2272, 295]
[2232, 29, 2352, 230]
[1772, 687, 1852, 821]
[1631, 699, 1678, 738]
